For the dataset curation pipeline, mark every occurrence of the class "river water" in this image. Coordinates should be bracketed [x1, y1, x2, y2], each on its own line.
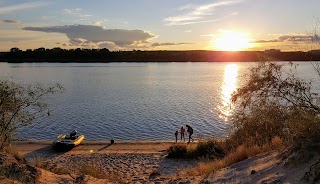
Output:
[0, 62, 318, 141]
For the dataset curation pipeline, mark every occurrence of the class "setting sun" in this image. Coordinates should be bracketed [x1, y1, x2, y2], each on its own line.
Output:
[214, 31, 252, 51]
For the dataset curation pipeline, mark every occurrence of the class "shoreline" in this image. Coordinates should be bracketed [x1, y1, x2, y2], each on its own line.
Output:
[11, 140, 201, 183]
[11, 140, 192, 157]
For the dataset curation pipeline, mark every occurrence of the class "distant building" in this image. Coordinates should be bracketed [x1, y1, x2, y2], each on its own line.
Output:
[264, 49, 281, 54]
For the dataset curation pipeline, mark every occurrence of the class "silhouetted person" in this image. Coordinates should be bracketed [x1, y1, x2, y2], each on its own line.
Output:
[174, 130, 179, 143]
[186, 125, 194, 143]
[69, 130, 77, 140]
[180, 126, 185, 142]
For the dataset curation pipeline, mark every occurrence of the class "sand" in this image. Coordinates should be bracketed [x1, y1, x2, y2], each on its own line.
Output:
[11, 141, 320, 184]
[12, 141, 200, 183]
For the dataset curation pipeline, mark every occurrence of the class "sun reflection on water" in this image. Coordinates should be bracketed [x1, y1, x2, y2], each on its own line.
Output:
[219, 64, 239, 121]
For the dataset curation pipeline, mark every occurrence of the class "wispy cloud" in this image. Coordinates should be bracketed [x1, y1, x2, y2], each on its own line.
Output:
[0, 19, 21, 24]
[164, 0, 242, 26]
[255, 34, 319, 43]
[23, 24, 156, 48]
[64, 8, 93, 18]
[0, 1, 49, 14]
[151, 42, 193, 47]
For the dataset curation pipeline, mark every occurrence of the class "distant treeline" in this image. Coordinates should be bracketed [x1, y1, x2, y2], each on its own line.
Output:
[1, 47, 320, 62]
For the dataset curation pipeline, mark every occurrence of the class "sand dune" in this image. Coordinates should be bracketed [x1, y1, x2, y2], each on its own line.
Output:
[11, 141, 320, 184]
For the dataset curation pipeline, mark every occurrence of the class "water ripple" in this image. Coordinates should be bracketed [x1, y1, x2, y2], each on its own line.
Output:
[5, 62, 314, 141]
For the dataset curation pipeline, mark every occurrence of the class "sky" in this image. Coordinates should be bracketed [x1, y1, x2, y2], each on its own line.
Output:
[1, 0, 320, 51]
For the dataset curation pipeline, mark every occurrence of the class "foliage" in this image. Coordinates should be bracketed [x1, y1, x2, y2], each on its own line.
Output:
[230, 62, 320, 148]
[187, 144, 263, 176]
[166, 140, 225, 159]
[0, 79, 63, 149]
[166, 144, 187, 158]
[191, 140, 225, 159]
[0, 47, 318, 62]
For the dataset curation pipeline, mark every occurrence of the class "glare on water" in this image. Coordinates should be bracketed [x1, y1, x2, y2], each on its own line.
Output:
[218, 64, 239, 121]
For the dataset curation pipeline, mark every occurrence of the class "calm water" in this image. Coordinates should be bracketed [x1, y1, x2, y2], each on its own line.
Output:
[0, 62, 318, 141]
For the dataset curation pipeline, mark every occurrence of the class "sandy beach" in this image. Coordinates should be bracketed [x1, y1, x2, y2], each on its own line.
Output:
[10, 141, 320, 184]
[12, 141, 201, 183]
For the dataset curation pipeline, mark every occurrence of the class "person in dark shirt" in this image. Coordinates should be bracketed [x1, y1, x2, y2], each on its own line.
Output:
[174, 130, 179, 143]
[186, 124, 194, 143]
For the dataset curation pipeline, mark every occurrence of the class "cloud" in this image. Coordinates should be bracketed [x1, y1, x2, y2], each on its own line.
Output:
[63, 8, 93, 18]
[91, 19, 108, 26]
[22, 24, 156, 48]
[151, 42, 193, 47]
[0, 1, 49, 14]
[255, 35, 319, 43]
[164, 0, 242, 25]
[255, 39, 279, 43]
[0, 19, 20, 24]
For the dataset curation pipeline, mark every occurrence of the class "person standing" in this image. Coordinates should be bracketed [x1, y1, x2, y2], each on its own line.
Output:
[180, 126, 185, 142]
[174, 130, 179, 143]
[186, 124, 194, 143]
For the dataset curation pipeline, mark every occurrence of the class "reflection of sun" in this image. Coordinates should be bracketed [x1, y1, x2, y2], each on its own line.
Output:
[219, 64, 238, 121]
[214, 31, 252, 51]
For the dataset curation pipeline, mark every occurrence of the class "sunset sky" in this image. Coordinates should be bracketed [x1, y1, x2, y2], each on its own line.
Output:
[1, 0, 320, 51]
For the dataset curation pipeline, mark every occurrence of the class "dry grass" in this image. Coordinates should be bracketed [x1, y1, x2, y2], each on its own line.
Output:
[188, 144, 263, 176]
[3, 147, 24, 163]
[29, 154, 45, 168]
[167, 140, 225, 159]
[271, 136, 283, 150]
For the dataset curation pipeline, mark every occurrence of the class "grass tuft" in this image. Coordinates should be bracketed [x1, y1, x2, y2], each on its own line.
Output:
[188, 144, 262, 176]
[166, 140, 225, 159]
[271, 136, 283, 150]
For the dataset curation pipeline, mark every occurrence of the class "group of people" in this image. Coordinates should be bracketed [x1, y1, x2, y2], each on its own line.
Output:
[174, 124, 194, 143]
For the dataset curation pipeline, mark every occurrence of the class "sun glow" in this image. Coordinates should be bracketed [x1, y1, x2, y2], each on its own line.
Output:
[214, 31, 252, 51]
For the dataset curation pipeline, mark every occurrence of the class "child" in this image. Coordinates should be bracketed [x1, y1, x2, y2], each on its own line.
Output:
[174, 130, 179, 143]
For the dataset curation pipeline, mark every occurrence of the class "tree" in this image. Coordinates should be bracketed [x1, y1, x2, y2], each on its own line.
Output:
[230, 62, 320, 148]
[9, 47, 22, 53]
[0, 79, 63, 149]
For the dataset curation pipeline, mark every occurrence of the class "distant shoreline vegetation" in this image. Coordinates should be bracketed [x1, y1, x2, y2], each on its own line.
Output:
[1, 47, 320, 62]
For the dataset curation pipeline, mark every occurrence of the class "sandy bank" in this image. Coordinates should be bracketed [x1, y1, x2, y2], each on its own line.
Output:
[10, 141, 320, 183]
[12, 140, 201, 183]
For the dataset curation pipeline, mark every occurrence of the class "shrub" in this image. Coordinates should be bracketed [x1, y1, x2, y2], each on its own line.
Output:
[29, 154, 45, 168]
[271, 136, 283, 150]
[0, 79, 63, 150]
[230, 62, 320, 150]
[192, 140, 225, 159]
[166, 141, 225, 159]
[166, 144, 187, 158]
